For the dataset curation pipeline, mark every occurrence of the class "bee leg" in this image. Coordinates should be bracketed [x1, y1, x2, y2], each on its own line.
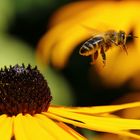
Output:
[100, 47, 106, 66]
[109, 39, 128, 54]
[105, 45, 109, 52]
[90, 50, 98, 65]
[122, 44, 128, 55]
[108, 39, 118, 46]
[117, 44, 128, 55]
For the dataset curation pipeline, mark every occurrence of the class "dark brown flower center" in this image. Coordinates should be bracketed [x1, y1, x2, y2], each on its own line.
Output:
[0, 64, 52, 116]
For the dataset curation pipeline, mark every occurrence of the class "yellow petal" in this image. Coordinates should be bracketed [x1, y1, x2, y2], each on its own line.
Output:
[49, 102, 140, 114]
[95, 37, 140, 86]
[49, 1, 96, 26]
[91, 4, 140, 86]
[14, 114, 28, 140]
[14, 114, 55, 140]
[0, 114, 8, 123]
[113, 131, 140, 139]
[37, 1, 139, 69]
[48, 107, 140, 130]
[57, 122, 86, 140]
[0, 115, 13, 140]
[35, 114, 86, 140]
[45, 106, 140, 139]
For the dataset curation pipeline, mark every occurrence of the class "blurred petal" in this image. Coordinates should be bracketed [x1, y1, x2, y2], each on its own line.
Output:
[37, 1, 139, 69]
[49, 1, 97, 26]
[112, 92, 140, 119]
[94, 39, 140, 86]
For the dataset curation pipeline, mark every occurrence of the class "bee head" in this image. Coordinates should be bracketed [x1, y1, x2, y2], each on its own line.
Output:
[118, 30, 126, 45]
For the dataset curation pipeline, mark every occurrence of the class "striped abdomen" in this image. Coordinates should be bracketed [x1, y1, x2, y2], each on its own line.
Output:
[79, 36, 104, 56]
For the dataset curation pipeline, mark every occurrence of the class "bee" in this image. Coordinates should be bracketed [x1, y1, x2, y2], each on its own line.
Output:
[79, 29, 137, 65]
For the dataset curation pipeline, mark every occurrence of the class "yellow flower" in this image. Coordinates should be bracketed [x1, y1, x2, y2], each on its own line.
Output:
[37, 1, 140, 87]
[1, 64, 140, 139]
[5, 101, 140, 140]
[0, 64, 85, 140]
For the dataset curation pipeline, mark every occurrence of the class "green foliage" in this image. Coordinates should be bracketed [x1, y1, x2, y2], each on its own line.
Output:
[12, 0, 71, 15]
[0, 34, 74, 106]
[0, 34, 35, 66]
[0, 0, 14, 32]
[43, 67, 74, 106]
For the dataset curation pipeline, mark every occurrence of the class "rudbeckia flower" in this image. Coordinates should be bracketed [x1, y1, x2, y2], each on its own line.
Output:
[37, 1, 140, 86]
[1, 64, 140, 139]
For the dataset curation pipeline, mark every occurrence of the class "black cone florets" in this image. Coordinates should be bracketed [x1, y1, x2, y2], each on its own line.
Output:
[0, 64, 52, 116]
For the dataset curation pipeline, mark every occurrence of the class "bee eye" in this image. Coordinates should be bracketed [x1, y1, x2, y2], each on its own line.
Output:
[121, 33, 125, 40]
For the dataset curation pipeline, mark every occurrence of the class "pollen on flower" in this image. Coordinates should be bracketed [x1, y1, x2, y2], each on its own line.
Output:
[0, 64, 52, 116]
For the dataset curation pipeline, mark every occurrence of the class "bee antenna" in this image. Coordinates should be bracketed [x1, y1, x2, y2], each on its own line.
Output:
[127, 34, 138, 38]
[133, 36, 138, 38]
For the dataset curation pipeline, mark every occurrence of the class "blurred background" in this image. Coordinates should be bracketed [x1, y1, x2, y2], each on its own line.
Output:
[1, 0, 75, 106]
[2, 0, 140, 139]
[2, 0, 140, 113]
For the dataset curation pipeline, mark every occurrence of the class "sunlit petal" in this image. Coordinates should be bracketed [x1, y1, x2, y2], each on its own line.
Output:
[49, 102, 140, 115]
[57, 122, 86, 140]
[14, 114, 55, 140]
[46, 112, 140, 139]
[48, 107, 140, 130]
[0, 114, 8, 123]
[0, 115, 13, 140]
[35, 114, 86, 140]
[14, 114, 28, 140]
[45, 105, 140, 139]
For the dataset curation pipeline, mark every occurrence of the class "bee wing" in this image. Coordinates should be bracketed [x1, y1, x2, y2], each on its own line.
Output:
[80, 24, 105, 37]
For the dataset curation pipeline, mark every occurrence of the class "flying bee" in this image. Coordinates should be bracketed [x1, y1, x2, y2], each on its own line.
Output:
[79, 29, 137, 65]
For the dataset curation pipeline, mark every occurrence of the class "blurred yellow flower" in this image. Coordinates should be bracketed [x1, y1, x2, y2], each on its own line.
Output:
[110, 92, 140, 119]
[37, 1, 140, 86]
